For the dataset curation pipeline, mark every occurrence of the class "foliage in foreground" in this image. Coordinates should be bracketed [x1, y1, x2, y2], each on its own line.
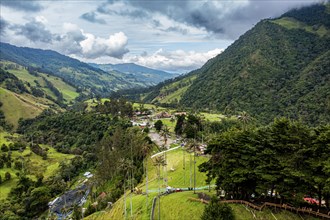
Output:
[201, 196, 234, 220]
[200, 118, 330, 210]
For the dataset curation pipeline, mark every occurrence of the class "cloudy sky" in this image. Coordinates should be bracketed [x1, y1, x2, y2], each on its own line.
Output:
[0, 0, 320, 73]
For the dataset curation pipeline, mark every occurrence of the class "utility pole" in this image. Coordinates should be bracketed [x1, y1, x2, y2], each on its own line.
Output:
[189, 152, 192, 189]
[182, 144, 185, 185]
[158, 164, 161, 220]
[194, 143, 196, 194]
[124, 172, 127, 219]
[145, 159, 148, 213]
[130, 135, 133, 218]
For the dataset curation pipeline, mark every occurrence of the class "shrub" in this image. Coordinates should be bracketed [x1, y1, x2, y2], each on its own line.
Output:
[201, 196, 234, 220]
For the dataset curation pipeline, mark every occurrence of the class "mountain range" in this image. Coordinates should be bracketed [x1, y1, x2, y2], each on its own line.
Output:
[0, 42, 178, 95]
[120, 3, 330, 125]
[89, 63, 178, 86]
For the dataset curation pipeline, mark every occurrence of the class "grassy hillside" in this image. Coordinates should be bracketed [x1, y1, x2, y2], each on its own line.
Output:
[0, 87, 46, 129]
[0, 132, 74, 199]
[0, 61, 81, 129]
[84, 145, 318, 220]
[1, 61, 79, 103]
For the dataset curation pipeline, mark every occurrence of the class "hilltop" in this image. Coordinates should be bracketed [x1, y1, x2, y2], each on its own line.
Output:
[90, 63, 179, 86]
[124, 3, 330, 125]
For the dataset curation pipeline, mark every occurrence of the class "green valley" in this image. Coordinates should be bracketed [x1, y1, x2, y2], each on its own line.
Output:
[0, 2, 329, 220]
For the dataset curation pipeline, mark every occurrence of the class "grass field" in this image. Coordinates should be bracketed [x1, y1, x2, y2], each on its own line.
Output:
[154, 191, 207, 220]
[0, 88, 44, 129]
[272, 17, 329, 37]
[158, 86, 189, 104]
[86, 189, 318, 220]
[45, 75, 79, 102]
[160, 118, 176, 133]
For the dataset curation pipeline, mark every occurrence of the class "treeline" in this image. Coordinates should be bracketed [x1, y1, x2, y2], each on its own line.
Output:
[18, 109, 131, 154]
[93, 98, 134, 117]
[199, 118, 330, 210]
[42, 76, 64, 103]
[26, 67, 65, 105]
[281, 3, 330, 27]
[30, 143, 48, 160]
[0, 68, 28, 94]
[0, 101, 11, 130]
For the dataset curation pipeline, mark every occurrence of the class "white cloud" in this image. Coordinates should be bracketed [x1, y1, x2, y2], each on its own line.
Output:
[35, 16, 48, 24]
[127, 48, 223, 73]
[79, 31, 129, 59]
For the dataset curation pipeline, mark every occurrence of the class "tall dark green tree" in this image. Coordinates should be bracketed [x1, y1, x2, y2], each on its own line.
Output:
[154, 120, 163, 132]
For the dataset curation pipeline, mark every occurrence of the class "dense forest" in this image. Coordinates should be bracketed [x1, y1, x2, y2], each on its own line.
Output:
[199, 118, 330, 209]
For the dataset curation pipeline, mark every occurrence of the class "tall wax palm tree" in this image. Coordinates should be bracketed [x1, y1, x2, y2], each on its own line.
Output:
[161, 125, 170, 186]
[153, 155, 166, 220]
[237, 111, 252, 130]
[140, 143, 153, 212]
[187, 138, 198, 194]
[119, 158, 132, 219]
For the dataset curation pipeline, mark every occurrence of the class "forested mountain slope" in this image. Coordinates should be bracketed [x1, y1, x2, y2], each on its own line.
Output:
[0, 43, 143, 94]
[128, 3, 330, 125]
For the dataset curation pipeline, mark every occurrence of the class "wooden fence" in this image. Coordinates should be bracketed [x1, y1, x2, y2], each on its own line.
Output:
[188, 198, 330, 219]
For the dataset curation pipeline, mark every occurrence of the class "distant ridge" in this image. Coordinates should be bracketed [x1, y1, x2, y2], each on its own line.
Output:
[89, 63, 179, 86]
[0, 42, 146, 95]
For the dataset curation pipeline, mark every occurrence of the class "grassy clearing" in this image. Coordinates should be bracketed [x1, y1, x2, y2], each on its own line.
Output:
[44, 75, 79, 102]
[272, 17, 329, 37]
[160, 118, 176, 133]
[0, 168, 19, 199]
[158, 86, 189, 104]
[200, 112, 227, 122]
[0, 88, 44, 128]
[0, 131, 16, 145]
[86, 148, 211, 219]
[154, 191, 207, 220]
